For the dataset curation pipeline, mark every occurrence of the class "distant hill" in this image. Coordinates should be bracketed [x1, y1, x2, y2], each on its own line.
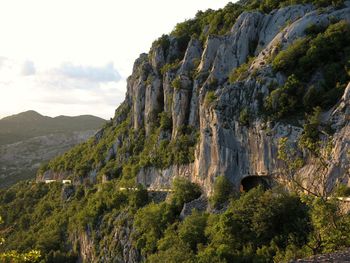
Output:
[0, 110, 105, 188]
[0, 110, 105, 145]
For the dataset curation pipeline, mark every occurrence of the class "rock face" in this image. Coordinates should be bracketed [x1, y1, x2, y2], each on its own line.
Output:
[41, 2, 350, 196]
[127, 3, 350, 194]
[76, 211, 142, 263]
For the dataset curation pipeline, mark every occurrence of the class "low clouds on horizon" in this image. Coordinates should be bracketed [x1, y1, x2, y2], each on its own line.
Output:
[0, 57, 126, 119]
[21, 60, 36, 76]
[56, 62, 121, 83]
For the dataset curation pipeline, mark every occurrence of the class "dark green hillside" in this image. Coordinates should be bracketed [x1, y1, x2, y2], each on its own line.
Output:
[2, 181, 350, 262]
[0, 110, 105, 146]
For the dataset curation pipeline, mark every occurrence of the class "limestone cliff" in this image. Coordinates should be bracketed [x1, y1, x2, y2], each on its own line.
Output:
[40, 1, 350, 196]
[131, 2, 350, 194]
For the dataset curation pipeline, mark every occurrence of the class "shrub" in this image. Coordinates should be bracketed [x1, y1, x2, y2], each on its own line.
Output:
[133, 202, 177, 256]
[272, 38, 309, 74]
[264, 74, 304, 119]
[178, 211, 208, 251]
[159, 112, 172, 131]
[171, 77, 181, 90]
[334, 184, 350, 197]
[160, 60, 181, 75]
[152, 34, 170, 53]
[170, 178, 201, 211]
[239, 108, 250, 126]
[229, 57, 254, 83]
[204, 91, 217, 106]
[210, 176, 234, 208]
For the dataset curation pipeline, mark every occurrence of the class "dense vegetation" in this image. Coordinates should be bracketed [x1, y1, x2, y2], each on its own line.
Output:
[2, 180, 350, 262]
[265, 21, 350, 120]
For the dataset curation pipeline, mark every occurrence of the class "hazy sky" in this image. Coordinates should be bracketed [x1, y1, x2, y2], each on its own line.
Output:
[0, 0, 235, 119]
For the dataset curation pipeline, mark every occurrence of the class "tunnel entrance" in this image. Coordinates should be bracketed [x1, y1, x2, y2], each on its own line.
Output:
[240, 176, 271, 192]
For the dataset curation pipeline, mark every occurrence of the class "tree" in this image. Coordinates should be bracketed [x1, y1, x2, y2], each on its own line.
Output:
[170, 178, 201, 211]
[0, 216, 41, 263]
[178, 211, 208, 251]
[277, 108, 348, 199]
[210, 176, 234, 208]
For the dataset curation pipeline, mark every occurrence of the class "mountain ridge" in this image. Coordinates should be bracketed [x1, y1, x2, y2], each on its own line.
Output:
[0, 110, 106, 146]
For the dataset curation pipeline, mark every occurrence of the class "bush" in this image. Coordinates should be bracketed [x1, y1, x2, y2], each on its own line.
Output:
[170, 178, 201, 211]
[239, 108, 250, 126]
[272, 38, 309, 74]
[204, 91, 217, 106]
[152, 34, 170, 53]
[178, 211, 208, 251]
[160, 60, 181, 75]
[133, 202, 177, 256]
[334, 184, 350, 197]
[270, 21, 350, 118]
[229, 57, 254, 83]
[210, 176, 234, 208]
[171, 77, 181, 90]
[264, 74, 304, 119]
[159, 112, 172, 131]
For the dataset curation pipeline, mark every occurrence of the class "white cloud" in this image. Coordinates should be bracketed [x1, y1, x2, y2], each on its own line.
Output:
[0, 58, 125, 119]
[56, 62, 121, 83]
[21, 60, 36, 76]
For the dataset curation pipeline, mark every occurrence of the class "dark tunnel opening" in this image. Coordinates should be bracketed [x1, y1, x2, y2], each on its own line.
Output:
[240, 176, 271, 192]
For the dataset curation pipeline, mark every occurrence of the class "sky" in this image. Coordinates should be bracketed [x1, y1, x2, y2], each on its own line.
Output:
[0, 0, 235, 120]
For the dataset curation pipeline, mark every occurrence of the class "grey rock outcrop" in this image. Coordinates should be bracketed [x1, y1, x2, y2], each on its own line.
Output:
[129, 2, 350, 195]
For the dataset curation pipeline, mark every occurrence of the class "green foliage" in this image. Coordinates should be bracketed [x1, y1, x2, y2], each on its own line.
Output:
[0, 250, 42, 263]
[139, 125, 198, 169]
[159, 112, 172, 131]
[160, 60, 181, 75]
[171, 3, 244, 45]
[268, 21, 350, 120]
[210, 176, 234, 209]
[143, 188, 326, 262]
[152, 34, 170, 55]
[304, 197, 350, 254]
[3, 180, 350, 262]
[147, 226, 196, 263]
[201, 188, 311, 262]
[178, 211, 208, 251]
[239, 108, 250, 126]
[170, 178, 202, 211]
[272, 38, 309, 74]
[245, 0, 344, 13]
[299, 107, 322, 147]
[171, 77, 182, 90]
[264, 74, 304, 119]
[0, 216, 42, 263]
[133, 202, 177, 256]
[204, 91, 217, 106]
[334, 184, 350, 197]
[229, 57, 254, 83]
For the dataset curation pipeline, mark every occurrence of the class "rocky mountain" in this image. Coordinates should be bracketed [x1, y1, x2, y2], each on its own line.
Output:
[1, 1, 350, 262]
[0, 111, 105, 188]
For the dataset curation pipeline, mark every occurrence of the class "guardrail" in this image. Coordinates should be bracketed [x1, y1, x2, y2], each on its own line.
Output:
[119, 187, 173, 192]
